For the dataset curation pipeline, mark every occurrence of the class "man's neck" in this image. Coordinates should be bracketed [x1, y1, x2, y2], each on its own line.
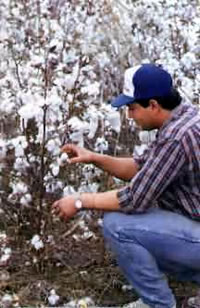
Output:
[157, 109, 172, 128]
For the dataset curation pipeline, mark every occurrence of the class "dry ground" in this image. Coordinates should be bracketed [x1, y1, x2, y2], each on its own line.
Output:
[0, 213, 198, 307]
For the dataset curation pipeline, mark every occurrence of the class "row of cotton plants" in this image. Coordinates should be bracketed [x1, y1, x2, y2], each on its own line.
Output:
[0, 5, 139, 300]
[0, 0, 131, 234]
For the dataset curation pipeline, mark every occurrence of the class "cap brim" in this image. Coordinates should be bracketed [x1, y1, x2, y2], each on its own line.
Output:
[111, 94, 134, 108]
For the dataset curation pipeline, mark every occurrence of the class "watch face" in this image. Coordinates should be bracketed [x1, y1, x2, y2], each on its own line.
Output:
[75, 199, 82, 209]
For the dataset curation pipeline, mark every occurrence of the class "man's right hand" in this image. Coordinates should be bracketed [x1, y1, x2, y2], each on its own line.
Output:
[61, 144, 94, 164]
[61, 144, 138, 181]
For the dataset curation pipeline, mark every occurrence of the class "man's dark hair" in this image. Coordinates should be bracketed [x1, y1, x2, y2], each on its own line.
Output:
[136, 88, 182, 110]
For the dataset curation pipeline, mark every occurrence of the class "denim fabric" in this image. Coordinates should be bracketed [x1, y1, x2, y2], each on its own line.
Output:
[103, 209, 200, 308]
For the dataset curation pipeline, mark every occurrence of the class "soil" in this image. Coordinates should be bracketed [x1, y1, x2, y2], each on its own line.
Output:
[0, 214, 198, 308]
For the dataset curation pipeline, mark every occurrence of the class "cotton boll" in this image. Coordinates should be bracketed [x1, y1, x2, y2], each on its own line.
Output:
[77, 297, 95, 307]
[70, 130, 84, 147]
[1, 294, 13, 307]
[58, 152, 69, 166]
[134, 144, 148, 156]
[0, 270, 10, 282]
[68, 117, 88, 146]
[46, 180, 63, 193]
[12, 182, 28, 195]
[0, 233, 6, 241]
[63, 48, 78, 63]
[30, 55, 45, 67]
[18, 102, 43, 124]
[97, 51, 110, 68]
[0, 247, 12, 263]
[88, 113, 98, 139]
[63, 185, 76, 196]
[49, 38, 63, 51]
[20, 194, 32, 206]
[139, 131, 156, 144]
[81, 231, 95, 240]
[107, 111, 121, 133]
[15, 145, 24, 157]
[0, 99, 15, 114]
[46, 139, 60, 155]
[50, 163, 60, 176]
[12, 136, 28, 150]
[14, 157, 30, 171]
[63, 74, 76, 91]
[95, 137, 108, 153]
[37, 96, 48, 108]
[122, 284, 133, 292]
[46, 91, 63, 107]
[85, 183, 99, 193]
[81, 81, 100, 96]
[181, 52, 196, 70]
[31, 235, 44, 250]
[48, 289, 59, 306]
[97, 218, 103, 227]
[180, 77, 195, 101]
[52, 165, 60, 177]
[139, 131, 150, 144]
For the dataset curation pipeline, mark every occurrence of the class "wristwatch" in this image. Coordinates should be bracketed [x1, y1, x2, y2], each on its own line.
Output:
[74, 193, 83, 210]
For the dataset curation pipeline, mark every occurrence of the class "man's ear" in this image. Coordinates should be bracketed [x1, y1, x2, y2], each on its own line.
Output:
[149, 99, 160, 111]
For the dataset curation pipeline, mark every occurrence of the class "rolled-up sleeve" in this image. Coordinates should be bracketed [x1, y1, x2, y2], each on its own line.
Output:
[117, 139, 187, 213]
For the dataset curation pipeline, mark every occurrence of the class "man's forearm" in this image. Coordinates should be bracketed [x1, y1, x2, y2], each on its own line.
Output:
[91, 153, 138, 181]
[81, 190, 120, 211]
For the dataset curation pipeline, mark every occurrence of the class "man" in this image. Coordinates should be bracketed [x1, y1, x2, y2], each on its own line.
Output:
[52, 64, 200, 308]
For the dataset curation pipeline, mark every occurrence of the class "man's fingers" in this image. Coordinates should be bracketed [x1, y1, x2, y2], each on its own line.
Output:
[52, 201, 60, 215]
[59, 212, 69, 221]
[61, 144, 77, 153]
[52, 200, 58, 207]
[52, 200, 59, 209]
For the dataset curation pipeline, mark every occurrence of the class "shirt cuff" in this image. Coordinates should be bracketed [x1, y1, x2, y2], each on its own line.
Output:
[117, 186, 133, 210]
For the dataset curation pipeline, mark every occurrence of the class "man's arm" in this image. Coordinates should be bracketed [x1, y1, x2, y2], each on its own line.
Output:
[81, 190, 119, 210]
[52, 190, 120, 220]
[92, 154, 139, 181]
[62, 144, 139, 181]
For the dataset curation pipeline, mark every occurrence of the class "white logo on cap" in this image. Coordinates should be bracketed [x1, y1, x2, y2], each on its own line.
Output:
[123, 65, 141, 97]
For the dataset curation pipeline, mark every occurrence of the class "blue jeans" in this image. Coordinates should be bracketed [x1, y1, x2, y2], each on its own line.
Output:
[103, 209, 200, 308]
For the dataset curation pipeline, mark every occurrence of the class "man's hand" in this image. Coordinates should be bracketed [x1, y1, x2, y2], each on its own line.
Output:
[52, 196, 78, 220]
[61, 144, 94, 164]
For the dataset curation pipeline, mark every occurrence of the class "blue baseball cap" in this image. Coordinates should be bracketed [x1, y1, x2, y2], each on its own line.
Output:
[112, 64, 173, 108]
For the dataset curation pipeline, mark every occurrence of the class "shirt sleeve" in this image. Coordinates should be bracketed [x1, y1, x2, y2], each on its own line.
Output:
[118, 139, 187, 213]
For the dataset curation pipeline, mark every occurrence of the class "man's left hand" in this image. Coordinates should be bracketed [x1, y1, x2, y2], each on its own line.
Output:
[52, 196, 78, 220]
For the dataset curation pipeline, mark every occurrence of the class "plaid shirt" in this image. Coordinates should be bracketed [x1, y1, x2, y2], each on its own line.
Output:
[117, 102, 200, 220]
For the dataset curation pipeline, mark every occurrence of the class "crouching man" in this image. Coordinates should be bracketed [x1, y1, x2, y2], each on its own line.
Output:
[52, 64, 200, 308]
